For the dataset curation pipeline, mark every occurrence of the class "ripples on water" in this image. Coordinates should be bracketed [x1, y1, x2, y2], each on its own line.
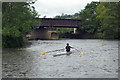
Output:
[2, 39, 119, 78]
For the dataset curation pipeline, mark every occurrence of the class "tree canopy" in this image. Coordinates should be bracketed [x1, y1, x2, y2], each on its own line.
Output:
[96, 2, 120, 38]
[2, 2, 39, 48]
[79, 2, 100, 34]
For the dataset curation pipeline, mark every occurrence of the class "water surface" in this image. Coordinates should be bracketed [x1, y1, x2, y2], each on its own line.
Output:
[2, 39, 119, 78]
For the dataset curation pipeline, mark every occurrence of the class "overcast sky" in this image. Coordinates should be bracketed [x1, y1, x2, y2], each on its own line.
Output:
[32, 0, 99, 18]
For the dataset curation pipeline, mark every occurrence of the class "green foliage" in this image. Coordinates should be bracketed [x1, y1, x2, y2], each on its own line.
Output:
[2, 35, 24, 48]
[78, 1, 119, 39]
[56, 28, 74, 38]
[94, 33, 104, 39]
[96, 2, 120, 39]
[54, 13, 79, 19]
[79, 2, 100, 34]
[2, 2, 39, 48]
[56, 28, 73, 33]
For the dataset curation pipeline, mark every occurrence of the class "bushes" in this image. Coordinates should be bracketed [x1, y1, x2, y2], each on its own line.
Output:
[2, 35, 24, 48]
[94, 33, 104, 39]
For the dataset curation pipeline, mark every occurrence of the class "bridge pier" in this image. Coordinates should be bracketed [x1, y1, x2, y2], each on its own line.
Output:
[73, 28, 77, 34]
[26, 28, 59, 40]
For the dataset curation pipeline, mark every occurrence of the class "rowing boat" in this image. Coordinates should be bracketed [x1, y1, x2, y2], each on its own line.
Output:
[53, 52, 72, 57]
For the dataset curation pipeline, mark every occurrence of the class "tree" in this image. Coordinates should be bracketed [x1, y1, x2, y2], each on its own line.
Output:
[2, 2, 40, 48]
[78, 2, 100, 35]
[96, 2, 120, 39]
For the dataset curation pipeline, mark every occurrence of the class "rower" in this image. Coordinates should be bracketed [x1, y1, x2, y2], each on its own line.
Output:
[65, 43, 73, 54]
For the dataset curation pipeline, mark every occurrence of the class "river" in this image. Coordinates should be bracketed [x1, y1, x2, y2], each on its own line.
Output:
[2, 39, 119, 78]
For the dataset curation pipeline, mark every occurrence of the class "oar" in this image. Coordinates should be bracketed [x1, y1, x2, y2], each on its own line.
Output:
[46, 48, 64, 53]
[74, 48, 85, 55]
[74, 48, 80, 52]
[40, 48, 65, 55]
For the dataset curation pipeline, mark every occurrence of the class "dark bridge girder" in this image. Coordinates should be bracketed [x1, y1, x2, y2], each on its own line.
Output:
[36, 18, 81, 28]
[39, 25, 79, 28]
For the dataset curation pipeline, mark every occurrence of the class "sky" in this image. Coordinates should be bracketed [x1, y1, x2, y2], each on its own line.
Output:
[32, 0, 99, 18]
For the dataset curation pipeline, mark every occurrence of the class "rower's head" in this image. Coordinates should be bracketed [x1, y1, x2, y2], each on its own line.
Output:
[67, 43, 69, 46]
